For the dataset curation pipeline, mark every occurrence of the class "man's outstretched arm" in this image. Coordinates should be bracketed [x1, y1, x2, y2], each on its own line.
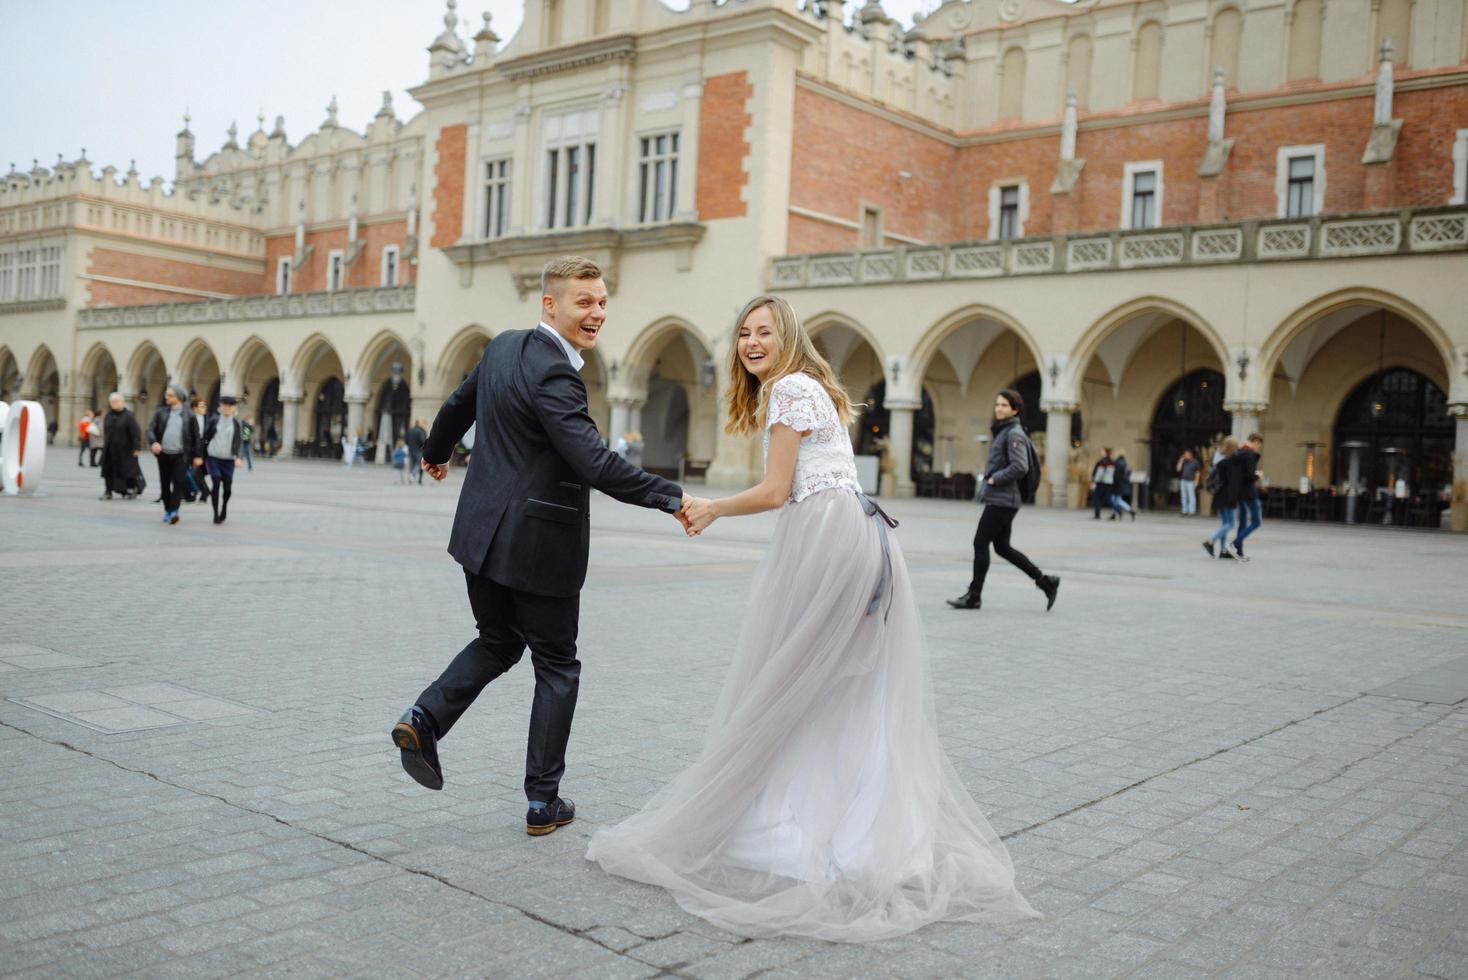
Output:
[420, 364, 479, 479]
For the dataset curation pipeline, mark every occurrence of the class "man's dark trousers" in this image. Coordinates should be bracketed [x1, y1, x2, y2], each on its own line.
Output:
[157, 452, 187, 512]
[416, 571, 580, 804]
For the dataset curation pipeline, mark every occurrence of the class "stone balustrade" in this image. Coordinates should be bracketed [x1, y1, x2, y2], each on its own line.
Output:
[75, 285, 416, 329]
[768, 206, 1468, 289]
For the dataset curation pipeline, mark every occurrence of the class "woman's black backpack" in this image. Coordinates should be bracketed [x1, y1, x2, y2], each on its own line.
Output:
[1205, 459, 1225, 495]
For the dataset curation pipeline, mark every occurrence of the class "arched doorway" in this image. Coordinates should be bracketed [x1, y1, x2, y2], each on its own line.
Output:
[911, 315, 1040, 488]
[232, 337, 282, 455]
[1149, 368, 1231, 506]
[177, 340, 221, 411]
[357, 331, 413, 462]
[625, 322, 719, 479]
[257, 378, 283, 454]
[81, 345, 119, 414]
[855, 380, 936, 478]
[1333, 368, 1452, 522]
[314, 377, 347, 453]
[0, 348, 19, 401]
[292, 336, 347, 458]
[126, 341, 169, 414]
[25, 346, 60, 432]
[1073, 310, 1229, 509]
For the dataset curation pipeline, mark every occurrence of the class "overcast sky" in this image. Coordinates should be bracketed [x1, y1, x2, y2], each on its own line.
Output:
[1, 0, 941, 188]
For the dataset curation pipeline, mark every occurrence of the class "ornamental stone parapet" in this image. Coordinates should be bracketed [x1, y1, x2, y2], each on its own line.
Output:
[767, 206, 1468, 289]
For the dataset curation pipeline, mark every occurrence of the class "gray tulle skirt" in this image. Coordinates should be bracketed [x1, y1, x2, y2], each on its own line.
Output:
[586, 489, 1037, 941]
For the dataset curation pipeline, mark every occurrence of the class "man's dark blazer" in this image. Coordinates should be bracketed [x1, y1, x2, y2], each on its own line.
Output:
[423, 326, 683, 598]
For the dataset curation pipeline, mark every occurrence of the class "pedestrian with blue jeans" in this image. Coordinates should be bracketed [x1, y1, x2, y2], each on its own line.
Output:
[1203, 437, 1241, 560]
[1232, 433, 1264, 560]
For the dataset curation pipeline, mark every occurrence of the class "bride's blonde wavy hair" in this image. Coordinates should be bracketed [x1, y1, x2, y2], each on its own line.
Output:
[724, 296, 854, 436]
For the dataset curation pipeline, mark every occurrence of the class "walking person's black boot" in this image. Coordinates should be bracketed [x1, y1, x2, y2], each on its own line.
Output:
[392, 706, 444, 790]
[1037, 575, 1061, 611]
[946, 590, 982, 610]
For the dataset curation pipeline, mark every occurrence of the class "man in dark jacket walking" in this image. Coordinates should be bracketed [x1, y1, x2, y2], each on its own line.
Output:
[1090, 449, 1116, 519]
[146, 385, 202, 524]
[1109, 452, 1137, 520]
[393, 256, 691, 837]
[406, 419, 427, 484]
[947, 387, 1059, 611]
[99, 393, 143, 500]
[1231, 433, 1264, 560]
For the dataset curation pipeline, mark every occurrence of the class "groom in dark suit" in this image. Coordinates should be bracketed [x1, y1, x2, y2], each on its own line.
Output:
[393, 255, 691, 836]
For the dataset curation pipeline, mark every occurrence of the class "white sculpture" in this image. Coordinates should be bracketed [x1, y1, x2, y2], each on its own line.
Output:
[1, 400, 47, 495]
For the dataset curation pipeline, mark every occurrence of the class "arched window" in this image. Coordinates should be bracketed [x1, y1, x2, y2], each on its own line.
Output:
[1210, 8, 1243, 89]
[855, 381, 935, 482]
[1287, 0, 1323, 81]
[1065, 35, 1093, 110]
[999, 47, 1027, 120]
[1374, 0, 1411, 63]
[1133, 22, 1164, 102]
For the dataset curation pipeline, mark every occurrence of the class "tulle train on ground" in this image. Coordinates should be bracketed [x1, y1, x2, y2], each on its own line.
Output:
[586, 489, 1038, 941]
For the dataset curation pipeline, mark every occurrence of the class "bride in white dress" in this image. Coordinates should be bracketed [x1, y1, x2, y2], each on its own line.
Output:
[586, 296, 1037, 941]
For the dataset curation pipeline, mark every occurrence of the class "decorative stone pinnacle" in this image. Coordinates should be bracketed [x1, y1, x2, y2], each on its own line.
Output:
[475, 10, 499, 42]
[257, 110, 266, 131]
[326, 96, 339, 126]
[272, 115, 286, 137]
[226, 121, 238, 145]
[444, 0, 458, 31]
[128, 159, 137, 174]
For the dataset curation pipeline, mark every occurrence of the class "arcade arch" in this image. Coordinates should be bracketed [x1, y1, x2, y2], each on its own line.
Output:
[906, 309, 1045, 484]
[0, 347, 19, 401]
[79, 344, 120, 415]
[290, 334, 348, 458]
[356, 330, 414, 462]
[1064, 300, 1232, 505]
[176, 338, 222, 410]
[1262, 294, 1454, 523]
[231, 337, 282, 455]
[23, 345, 60, 425]
[622, 319, 719, 478]
[125, 341, 169, 415]
[809, 317, 885, 446]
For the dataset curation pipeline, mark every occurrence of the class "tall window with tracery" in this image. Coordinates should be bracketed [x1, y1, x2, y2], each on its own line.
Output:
[482, 159, 510, 239]
[638, 132, 680, 223]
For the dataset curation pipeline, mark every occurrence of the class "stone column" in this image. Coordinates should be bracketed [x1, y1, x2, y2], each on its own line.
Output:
[346, 397, 367, 441]
[1450, 403, 1468, 533]
[885, 399, 919, 498]
[1228, 403, 1266, 442]
[279, 396, 302, 457]
[609, 399, 632, 444]
[1043, 401, 1078, 508]
[628, 402, 644, 437]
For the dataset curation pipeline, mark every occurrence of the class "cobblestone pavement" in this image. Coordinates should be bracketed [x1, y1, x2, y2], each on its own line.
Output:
[3, 454, 1467, 979]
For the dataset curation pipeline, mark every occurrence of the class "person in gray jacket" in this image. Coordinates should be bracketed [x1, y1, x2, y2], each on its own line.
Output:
[948, 387, 1060, 611]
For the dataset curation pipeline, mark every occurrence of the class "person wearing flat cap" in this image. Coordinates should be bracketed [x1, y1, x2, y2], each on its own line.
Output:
[201, 395, 245, 524]
[147, 384, 203, 525]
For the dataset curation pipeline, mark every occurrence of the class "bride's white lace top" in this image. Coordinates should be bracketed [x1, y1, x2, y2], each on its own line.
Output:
[764, 372, 860, 504]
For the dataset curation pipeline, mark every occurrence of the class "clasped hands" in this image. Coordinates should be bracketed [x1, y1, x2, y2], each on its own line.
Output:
[676, 494, 717, 537]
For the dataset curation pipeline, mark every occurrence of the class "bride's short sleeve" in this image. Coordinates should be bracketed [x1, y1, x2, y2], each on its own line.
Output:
[767, 375, 823, 434]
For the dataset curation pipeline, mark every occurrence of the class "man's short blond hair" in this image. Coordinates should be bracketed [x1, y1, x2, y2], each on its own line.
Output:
[541, 256, 602, 297]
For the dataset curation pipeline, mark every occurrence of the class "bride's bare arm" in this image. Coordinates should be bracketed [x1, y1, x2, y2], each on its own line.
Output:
[685, 424, 803, 532]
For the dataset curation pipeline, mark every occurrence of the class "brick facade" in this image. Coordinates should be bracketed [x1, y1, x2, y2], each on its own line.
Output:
[430, 124, 467, 249]
[788, 78, 1468, 252]
[84, 247, 261, 308]
[263, 219, 412, 295]
[696, 72, 753, 221]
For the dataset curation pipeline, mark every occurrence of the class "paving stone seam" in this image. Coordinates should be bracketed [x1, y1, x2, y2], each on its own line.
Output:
[1001, 694, 1368, 842]
[0, 717, 709, 977]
